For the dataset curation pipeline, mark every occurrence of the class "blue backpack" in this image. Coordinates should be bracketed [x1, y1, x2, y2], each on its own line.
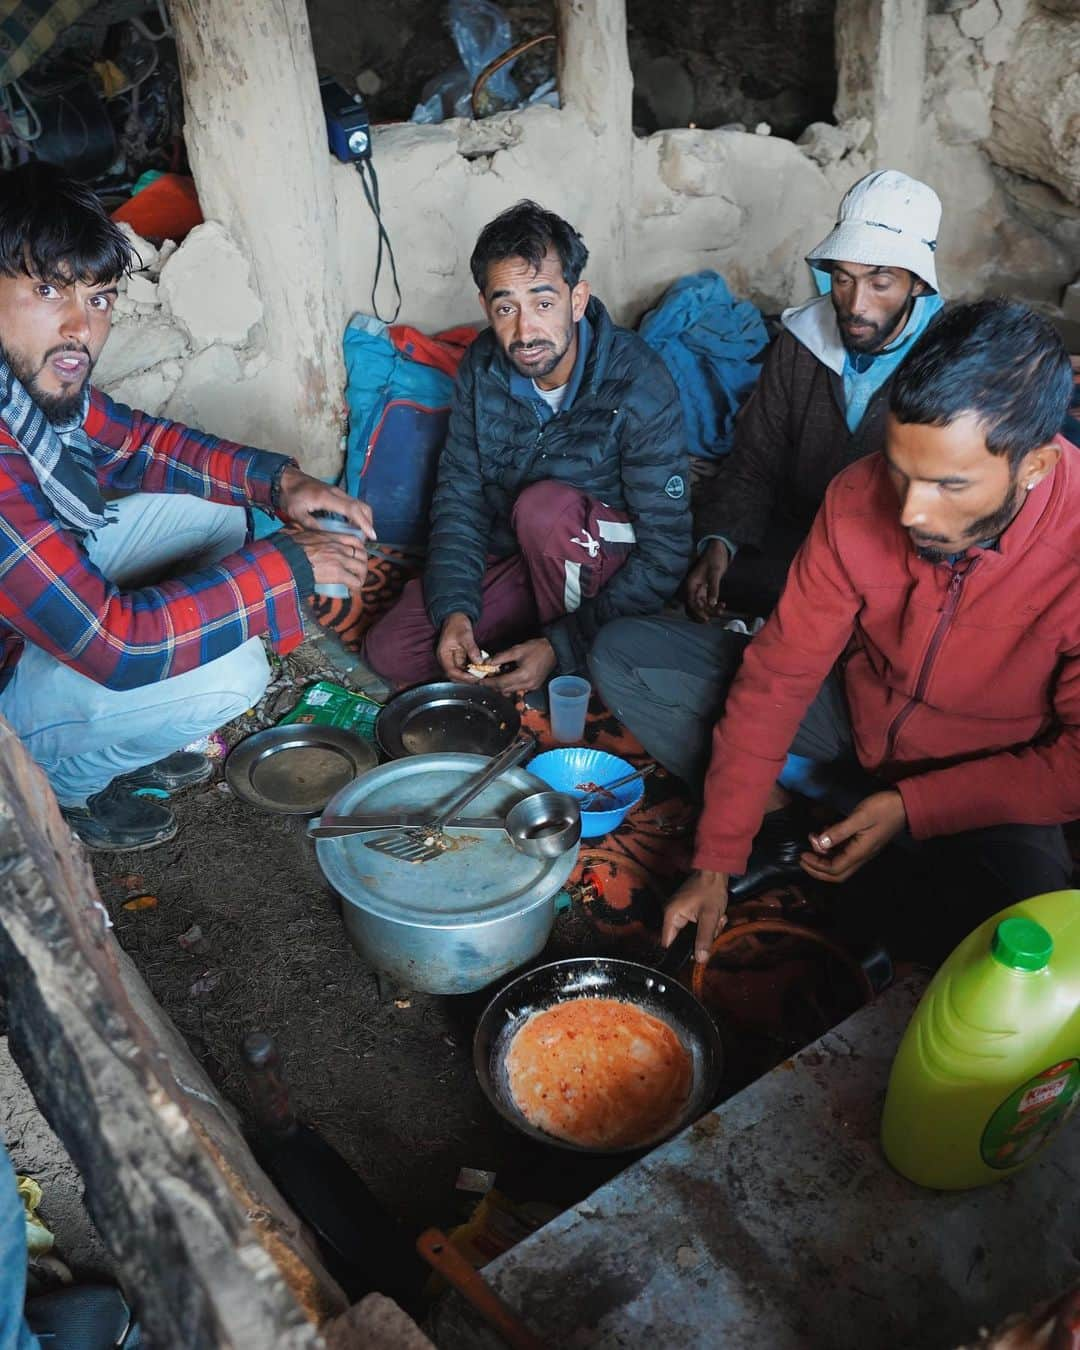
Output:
[341, 314, 477, 548]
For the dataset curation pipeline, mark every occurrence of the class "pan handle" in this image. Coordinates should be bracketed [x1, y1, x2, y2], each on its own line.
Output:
[652, 923, 696, 977]
[417, 1228, 546, 1350]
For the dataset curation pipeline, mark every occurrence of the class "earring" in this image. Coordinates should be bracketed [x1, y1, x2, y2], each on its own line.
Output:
[1026, 481, 1036, 491]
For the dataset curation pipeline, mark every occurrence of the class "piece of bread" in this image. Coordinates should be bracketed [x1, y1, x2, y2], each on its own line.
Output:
[467, 650, 501, 679]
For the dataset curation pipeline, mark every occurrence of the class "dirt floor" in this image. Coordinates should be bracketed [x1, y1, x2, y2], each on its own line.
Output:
[77, 635, 907, 1264]
[87, 643, 669, 1250]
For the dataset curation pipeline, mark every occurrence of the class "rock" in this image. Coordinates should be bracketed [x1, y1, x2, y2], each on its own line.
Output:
[937, 87, 993, 144]
[158, 222, 264, 350]
[125, 273, 159, 305]
[981, 22, 1017, 65]
[154, 239, 178, 272]
[163, 345, 246, 430]
[844, 116, 873, 150]
[115, 222, 158, 273]
[355, 68, 382, 97]
[958, 0, 1000, 41]
[101, 360, 183, 414]
[1063, 280, 1080, 324]
[93, 321, 188, 385]
[987, 11, 1080, 206]
[797, 121, 851, 166]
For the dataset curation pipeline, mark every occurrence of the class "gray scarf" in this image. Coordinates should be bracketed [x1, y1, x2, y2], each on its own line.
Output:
[0, 354, 113, 535]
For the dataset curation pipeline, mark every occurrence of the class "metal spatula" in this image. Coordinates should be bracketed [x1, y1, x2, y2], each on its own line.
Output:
[364, 735, 535, 863]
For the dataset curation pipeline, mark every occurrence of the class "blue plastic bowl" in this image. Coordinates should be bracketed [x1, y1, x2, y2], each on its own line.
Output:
[527, 748, 645, 838]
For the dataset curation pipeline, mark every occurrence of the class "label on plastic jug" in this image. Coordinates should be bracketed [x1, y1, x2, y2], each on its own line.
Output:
[980, 1059, 1080, 1169]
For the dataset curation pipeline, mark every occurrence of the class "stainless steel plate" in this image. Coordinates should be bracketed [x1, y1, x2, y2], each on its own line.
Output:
[225, 724, 378, 815]
[376, 682, 521, 759]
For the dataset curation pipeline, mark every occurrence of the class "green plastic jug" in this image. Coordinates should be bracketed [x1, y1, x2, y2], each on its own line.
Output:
[881, 889, 1080, 1190]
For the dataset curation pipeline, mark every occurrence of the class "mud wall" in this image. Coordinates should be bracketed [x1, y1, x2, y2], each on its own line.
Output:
[104, 0, 1079, 470]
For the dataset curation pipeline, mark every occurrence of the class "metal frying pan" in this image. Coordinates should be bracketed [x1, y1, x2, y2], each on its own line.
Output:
[473, 945, 723, 1156]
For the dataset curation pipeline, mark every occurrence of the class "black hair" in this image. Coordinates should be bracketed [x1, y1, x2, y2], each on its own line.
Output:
[891, 298, 1073, 470]
[470, 199, 588, 292]
[0, 162, 135, 286]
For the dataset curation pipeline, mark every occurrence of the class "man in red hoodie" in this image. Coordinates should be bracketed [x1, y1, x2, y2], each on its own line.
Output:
[663, 299, 1078, 964]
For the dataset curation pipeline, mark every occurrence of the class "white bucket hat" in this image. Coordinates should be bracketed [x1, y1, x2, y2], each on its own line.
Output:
[807, 169, 942, 293]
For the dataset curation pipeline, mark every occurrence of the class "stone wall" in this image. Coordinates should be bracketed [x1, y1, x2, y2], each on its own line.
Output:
[103, 0, 1080, 466]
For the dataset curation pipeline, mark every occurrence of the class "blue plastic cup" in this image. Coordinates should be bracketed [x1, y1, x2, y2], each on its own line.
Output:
[548, 675, 591, 743]
[312, 512, 368, 599]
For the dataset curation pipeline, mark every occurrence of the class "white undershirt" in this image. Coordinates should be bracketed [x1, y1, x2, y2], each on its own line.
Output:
[532, 379, 570, 414]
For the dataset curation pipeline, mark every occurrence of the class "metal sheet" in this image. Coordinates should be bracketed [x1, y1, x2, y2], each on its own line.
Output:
[316, 754, 578, 926]
[224, 724, 378, 815]
[435, 975, 1080, 1350]
[376, 683, 521, 758]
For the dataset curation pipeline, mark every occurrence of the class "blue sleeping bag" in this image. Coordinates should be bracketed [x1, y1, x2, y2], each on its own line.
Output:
[638, 271, 769, 460]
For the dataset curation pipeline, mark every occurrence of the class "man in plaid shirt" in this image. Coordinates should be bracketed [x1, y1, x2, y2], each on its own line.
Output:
[0, 165, 374, 850]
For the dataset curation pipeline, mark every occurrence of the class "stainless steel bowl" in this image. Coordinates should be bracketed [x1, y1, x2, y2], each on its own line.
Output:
[504, 791, 581, 859]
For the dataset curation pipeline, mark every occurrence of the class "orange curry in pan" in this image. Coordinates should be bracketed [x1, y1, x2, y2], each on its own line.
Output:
[505, 997, 693, 1150]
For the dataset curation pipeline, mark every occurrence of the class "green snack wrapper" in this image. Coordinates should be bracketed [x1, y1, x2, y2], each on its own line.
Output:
[277, 681, 381, 744]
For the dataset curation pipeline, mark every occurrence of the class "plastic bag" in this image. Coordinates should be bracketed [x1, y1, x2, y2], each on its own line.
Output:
[450, 0, 519, 102]
[410, 0, 520, 123]
[411, 63, 472, 124]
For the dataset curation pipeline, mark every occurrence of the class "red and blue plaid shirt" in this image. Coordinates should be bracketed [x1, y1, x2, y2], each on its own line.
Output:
[0, 387, 308, 692]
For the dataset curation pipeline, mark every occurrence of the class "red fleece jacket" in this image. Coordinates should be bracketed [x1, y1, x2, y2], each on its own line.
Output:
[693, 437, 1080, 875]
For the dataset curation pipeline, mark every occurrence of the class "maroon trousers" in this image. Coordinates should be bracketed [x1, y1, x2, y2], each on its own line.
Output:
[362, 480, 635, 687]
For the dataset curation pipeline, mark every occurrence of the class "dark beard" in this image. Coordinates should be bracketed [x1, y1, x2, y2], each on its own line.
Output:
[838, 288, 916, 355]
[914, 477, 1026, 562]
[0, 338, 90, 424]
[508, 323, 574, 381]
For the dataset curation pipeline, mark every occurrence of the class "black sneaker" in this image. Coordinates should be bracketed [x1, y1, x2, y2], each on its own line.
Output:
[116, 750, 214, 793]
[62, 780, 178, 852]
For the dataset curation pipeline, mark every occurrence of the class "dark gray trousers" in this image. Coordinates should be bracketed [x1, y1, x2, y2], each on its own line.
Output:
[589, 615, 1073, 923]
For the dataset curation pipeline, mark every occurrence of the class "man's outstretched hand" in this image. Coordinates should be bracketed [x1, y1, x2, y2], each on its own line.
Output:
[799, 789, 907, 884]
[686, 539, 730, 622]
[276, 466, 376, 540]
[486, 637, 557, 696]
[662, 869, 730, 965]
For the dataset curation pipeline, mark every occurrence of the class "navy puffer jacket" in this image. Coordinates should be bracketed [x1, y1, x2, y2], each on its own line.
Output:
[424, 297, 692, 672]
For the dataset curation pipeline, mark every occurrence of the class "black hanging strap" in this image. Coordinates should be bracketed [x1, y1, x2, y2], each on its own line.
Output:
[354, 158, 402, 324]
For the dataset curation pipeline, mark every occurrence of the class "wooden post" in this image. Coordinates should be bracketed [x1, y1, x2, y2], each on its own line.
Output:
[554, 0, 634, 322]
[0, 717, 431, 1348]
[556, 0, 633, 140]
[834, 0, 927, 170]
[170, 0, 347, 478]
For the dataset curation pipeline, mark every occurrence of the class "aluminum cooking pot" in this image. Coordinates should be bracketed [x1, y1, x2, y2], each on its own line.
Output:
[315, 753, 579, 995]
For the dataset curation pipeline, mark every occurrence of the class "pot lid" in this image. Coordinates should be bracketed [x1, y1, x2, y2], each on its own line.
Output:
[315, 754, 579, 927]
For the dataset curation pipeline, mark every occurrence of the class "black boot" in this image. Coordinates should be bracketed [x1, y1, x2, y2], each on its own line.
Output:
[62, 780, 178, 852]
[116, 750, 213, 793]
[728, 803, 810, 901]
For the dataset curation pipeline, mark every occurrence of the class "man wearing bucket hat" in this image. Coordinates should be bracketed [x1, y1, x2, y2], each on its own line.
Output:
[591, 170, 945, 792]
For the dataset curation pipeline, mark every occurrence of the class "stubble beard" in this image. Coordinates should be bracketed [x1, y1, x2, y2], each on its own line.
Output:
[0, 337, 91, 424]
[913, 474, 1026, 563]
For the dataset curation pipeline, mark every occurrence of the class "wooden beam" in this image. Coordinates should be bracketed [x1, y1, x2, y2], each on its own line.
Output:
[169, 0, 347, 478]
[0, 716, 349, 1346]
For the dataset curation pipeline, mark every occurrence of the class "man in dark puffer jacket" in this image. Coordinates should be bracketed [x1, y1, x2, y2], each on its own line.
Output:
[362, 200, 691, 693]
